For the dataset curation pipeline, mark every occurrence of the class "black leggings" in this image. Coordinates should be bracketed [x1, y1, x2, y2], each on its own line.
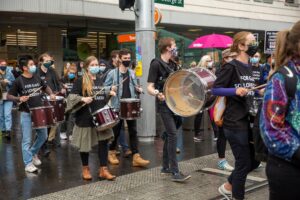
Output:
[217, 127, 227, 158]
[80, 140, 109, 166]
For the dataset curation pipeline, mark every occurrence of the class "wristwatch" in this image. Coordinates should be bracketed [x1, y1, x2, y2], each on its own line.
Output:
[154, 89, 159, 96]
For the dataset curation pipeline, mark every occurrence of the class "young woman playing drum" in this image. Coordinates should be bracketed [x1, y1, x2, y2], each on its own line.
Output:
[213, 32, 261, 200]
[7, 58, 56, 173]
[66, 56, 117, 181]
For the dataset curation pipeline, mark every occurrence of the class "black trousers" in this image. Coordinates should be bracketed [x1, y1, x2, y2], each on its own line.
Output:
[266, 155, 300, 200]
[110, 120, 138, 154]
[224, 128, 260, 200]
[217, 127, 227, 158]
[160, 110, 182, 173]
[80, 140, 109, 166]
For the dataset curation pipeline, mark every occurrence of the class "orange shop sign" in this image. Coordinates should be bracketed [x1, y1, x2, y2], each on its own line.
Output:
[117, 33, 157, 43]
[117, 34, 136, 43]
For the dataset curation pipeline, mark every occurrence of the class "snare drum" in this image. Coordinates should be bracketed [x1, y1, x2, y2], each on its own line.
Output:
[119, 98, 142, 120]
[44, 96, 66, 123]
[30, 106, 55, 129]
[164, 67, 216, 117]
[92, 106, 119, 131]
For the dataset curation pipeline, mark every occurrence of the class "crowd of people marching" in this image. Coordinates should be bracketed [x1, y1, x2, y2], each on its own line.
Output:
[1, 20, 300, 200]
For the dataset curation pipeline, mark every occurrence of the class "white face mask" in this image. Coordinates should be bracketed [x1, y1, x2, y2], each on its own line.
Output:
[207, 61, 213, 68]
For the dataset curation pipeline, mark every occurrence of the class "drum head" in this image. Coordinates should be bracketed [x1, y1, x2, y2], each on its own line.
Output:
[46, 96, 64, 101]
[163, 68, 216, 117]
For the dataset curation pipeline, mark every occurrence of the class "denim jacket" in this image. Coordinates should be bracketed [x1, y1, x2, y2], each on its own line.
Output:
[1, 67, 15, 92]
[104, 68, 138, 110]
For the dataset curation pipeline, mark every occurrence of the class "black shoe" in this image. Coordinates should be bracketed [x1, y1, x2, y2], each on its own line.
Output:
[4, 131, 11, 140]
[171, 172, 191, 182]
[160, 168, 172, 175]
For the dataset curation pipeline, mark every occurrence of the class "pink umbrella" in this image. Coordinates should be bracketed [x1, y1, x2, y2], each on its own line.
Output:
[188, 34, 233, 49]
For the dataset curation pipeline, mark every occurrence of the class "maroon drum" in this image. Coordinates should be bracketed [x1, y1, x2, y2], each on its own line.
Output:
[119, 98, 142, 120]
[43, 96, 66, 123]
[30, 106, 55, 129]
[92, 106, 119, 131]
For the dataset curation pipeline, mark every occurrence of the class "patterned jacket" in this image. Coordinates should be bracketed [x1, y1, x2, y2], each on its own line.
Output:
[260, 61, 300, 161]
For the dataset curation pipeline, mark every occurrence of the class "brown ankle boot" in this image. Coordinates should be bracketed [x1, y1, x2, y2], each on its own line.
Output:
[82, 166, 92, 180]
[99, 166, 116, 181]
[132, 153, 150, 167]
[108, 150, 119, 165]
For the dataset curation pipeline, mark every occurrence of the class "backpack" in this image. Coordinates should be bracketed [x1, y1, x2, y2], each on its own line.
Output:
[253, 66, 297, 162]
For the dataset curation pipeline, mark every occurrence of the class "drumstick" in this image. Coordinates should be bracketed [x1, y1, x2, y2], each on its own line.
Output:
[17, 86, 43, 106]
[248, 84, 267, 91]
[79, 79, 128, 109]
[28, 86, 43, 97]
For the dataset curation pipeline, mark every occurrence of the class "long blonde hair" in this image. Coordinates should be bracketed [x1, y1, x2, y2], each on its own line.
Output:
[82, 56, 97, 97]
[274, 21, 300, 71]
[197, 55, 211, 67]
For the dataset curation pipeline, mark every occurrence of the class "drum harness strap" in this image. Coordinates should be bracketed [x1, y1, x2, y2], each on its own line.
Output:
[152, 58, 177, 92]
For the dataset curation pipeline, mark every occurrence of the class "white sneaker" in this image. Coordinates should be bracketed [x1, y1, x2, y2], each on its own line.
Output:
[69, 135, 73, 141]
[25, 163, 38, 173]
[60, 132, 67, 140]
[218, 160, 234, 172]
[32, 155, 42, 166]
[218, 183, 232, 200]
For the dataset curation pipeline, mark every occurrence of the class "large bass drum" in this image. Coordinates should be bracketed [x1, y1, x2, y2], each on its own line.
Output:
[163, 67, 216, 117]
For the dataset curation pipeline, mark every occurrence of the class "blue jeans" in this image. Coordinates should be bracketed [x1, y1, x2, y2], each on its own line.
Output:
[0, 100, 13, 132]
[118, 125, 129, 151]
[224, 128, 260, 199]
[20, 112, 48, 166]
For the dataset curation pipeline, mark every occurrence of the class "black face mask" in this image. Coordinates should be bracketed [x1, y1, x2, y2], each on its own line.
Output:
[246, 45, 259, 57]
[122, 61, 131, 68]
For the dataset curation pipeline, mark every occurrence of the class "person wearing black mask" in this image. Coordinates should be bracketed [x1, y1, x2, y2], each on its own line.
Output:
[147, 37, 191, 182]
[104, 48, 149, 167]
[212, 32, 261, 200]
[37, 53, 64, 155]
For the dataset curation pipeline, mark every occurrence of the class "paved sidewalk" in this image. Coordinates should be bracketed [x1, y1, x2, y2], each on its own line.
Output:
[30, 151, 268, 200]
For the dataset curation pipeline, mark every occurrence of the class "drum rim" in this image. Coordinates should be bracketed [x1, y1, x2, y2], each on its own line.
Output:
[92, 107, 113, 115]
[45, 96, 64, 101]
[163, 67, 216, 117]
[120, 98, 140, 102]
[30, 106, 54, 110]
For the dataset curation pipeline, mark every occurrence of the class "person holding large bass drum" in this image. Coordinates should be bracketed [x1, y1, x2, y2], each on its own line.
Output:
[7, 58, 55, 173]
[104, 49, 150, 167]
[147, 37, 191, 182]
[66, 56, 117, 181]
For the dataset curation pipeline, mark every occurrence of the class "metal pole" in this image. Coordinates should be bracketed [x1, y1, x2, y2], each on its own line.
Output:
[135, 0, 156, 141]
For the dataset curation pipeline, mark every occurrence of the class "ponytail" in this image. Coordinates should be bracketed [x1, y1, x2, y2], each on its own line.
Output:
[274, 30, 289, 71]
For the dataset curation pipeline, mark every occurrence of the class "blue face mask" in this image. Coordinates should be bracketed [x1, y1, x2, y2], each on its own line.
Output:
[0, 66, 7, 71]
[29, 65, 37, 74]
[250, 57, 260, 64]
[99, 66, 106, 72]
[89, 66, 100, 74]
[68, 73, 76, 79]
